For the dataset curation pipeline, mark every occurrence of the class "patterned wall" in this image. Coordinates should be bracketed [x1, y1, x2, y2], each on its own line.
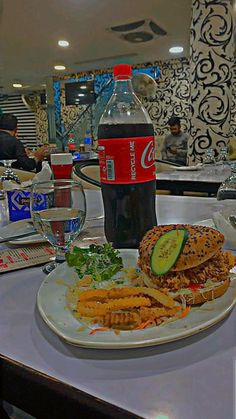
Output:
[189, 0, 234, 163]
[142, 58, 190, 137]
[32, 97, 48, 144]
[22, 95, 48, 144]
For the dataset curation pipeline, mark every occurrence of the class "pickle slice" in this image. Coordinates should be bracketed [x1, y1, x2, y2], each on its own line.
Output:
[151, 229, 188, 275]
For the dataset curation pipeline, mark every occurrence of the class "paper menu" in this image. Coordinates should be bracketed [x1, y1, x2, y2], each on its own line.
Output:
[0, 245, 55, 273]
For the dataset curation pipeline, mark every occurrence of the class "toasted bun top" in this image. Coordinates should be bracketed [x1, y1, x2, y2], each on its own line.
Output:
[139, 224, 224, 272]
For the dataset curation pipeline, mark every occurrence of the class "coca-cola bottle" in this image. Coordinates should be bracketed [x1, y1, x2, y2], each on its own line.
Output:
[97, 64, 157, 248]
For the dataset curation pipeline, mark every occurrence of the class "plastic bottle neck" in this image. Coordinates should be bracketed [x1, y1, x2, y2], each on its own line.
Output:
[113, 77, 134, 94]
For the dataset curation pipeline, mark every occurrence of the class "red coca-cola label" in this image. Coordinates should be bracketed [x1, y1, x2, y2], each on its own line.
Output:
[98, 136, 155, 184]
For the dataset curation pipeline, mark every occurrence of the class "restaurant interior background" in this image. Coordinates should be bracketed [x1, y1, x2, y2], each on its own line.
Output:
[0, 0, 235, 163]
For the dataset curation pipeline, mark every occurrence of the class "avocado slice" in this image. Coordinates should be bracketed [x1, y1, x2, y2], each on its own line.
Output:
[151, 229, 188, 275]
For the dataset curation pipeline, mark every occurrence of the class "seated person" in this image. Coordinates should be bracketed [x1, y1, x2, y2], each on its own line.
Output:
[0, 113, 46, 171]
[161, 116, 188, 166]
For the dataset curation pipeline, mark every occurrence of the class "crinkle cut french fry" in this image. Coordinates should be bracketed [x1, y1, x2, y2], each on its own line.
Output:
[96, 312, 141, 329]
[79, 286, 175, 308]
[77, 296, 151, 317]
[140, 307, 180, 322]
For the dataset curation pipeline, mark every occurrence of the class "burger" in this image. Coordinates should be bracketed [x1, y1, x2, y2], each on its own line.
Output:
[138, 224, 236, 305]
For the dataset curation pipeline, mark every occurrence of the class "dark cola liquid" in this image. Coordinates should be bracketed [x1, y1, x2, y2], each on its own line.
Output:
[98, 123, 157, 248]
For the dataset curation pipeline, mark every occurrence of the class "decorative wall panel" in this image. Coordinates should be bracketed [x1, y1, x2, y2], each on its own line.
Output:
[189, 0, 234, 163]
[142, 59, 190, 137]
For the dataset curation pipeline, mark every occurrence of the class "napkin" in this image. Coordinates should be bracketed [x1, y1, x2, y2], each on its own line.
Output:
[212, 208, 236, 249]
[31, 161, 52, 184]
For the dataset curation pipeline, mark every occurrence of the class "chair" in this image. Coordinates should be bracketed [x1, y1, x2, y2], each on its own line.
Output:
[155, 158, 181, 172]
[73, 159, 100, 190]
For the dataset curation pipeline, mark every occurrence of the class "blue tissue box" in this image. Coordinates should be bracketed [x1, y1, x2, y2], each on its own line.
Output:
[7, 190, 31, 222]
[7, 190, 47, 222]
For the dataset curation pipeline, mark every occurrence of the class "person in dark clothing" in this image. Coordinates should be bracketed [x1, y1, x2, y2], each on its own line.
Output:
[0, 113, 46, 171]
[161, 116, 188, 166]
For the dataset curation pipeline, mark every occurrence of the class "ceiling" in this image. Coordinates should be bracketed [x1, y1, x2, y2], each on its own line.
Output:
[0, 0, 191, 94]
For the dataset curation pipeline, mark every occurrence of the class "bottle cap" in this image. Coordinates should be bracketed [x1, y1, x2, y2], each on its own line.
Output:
[113, 64, 132, 79]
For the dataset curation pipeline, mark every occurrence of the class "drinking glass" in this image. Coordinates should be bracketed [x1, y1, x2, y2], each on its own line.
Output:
[50, 153, 73, 179]
[0, 159, 20, 184]
[217, 168, 236, 200]
[203, 148, 216, 165]
[30, 180, 86, 273]
[217, 146, 228, 163]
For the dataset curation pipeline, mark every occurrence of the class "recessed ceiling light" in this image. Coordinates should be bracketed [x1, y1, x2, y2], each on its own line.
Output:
[169, 46, 183, 54]
[54, 65, 66, 70]
[78, 93, 85, 97]
[58, 40, 69, 47]
[80, 85, 87, 89]
[13, 83, 23, 88]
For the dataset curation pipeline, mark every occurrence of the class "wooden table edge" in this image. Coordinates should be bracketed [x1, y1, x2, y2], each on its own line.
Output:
[0, 353, 141, 419]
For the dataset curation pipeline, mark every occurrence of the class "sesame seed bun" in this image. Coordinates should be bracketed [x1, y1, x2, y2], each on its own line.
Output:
[139, 224, 224, 273]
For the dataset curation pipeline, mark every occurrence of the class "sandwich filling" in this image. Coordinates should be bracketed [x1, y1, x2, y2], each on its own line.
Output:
[139, 249, 235, 291]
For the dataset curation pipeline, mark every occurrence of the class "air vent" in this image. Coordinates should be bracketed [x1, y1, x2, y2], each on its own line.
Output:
[122, 32, 153, 43]
[111, 20, 145, 32]
[109, 19, 167, 43]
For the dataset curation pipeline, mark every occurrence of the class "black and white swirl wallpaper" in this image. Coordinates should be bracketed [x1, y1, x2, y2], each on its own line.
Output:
[189, 0, 234, 163]
[142, 58, 190, 137]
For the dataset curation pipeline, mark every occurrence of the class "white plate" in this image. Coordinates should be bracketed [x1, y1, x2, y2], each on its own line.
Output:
[194, 219, 215, 228]
[9, 234, 46, 245]
[0, 219, 46, 245]
[37, 249, 236, 349]
[175, 165, 202, 171]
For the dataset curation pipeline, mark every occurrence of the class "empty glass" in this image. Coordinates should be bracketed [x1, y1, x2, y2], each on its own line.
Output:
[30, 180, 86, 273]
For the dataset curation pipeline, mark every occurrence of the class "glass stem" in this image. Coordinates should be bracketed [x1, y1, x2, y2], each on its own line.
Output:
[54, 246, 67, 263]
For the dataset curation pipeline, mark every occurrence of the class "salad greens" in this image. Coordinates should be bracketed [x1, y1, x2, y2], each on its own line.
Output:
[65, 244, 123, 282]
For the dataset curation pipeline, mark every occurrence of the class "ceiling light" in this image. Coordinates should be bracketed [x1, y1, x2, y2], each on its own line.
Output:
[58, 40, 69, 47]
[169, 46, 183, 54]
[78, 93, 85, 97]
[80, 85, 87, 89]
[13, 83, 22, 88]
[54, 65, 66, 70]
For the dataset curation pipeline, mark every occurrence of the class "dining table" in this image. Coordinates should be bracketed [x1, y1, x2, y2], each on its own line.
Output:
[0, 190, 235, 419]
[156, 163, 232, 196]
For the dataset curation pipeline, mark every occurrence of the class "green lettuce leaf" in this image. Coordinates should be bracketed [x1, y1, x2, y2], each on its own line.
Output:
[65, 243, 123, 282]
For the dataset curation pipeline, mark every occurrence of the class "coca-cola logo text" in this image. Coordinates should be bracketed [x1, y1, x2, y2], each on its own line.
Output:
[141, 140, 155, 169]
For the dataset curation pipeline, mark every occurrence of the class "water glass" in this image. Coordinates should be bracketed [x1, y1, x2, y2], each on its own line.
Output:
[30, 180, 86, 273]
